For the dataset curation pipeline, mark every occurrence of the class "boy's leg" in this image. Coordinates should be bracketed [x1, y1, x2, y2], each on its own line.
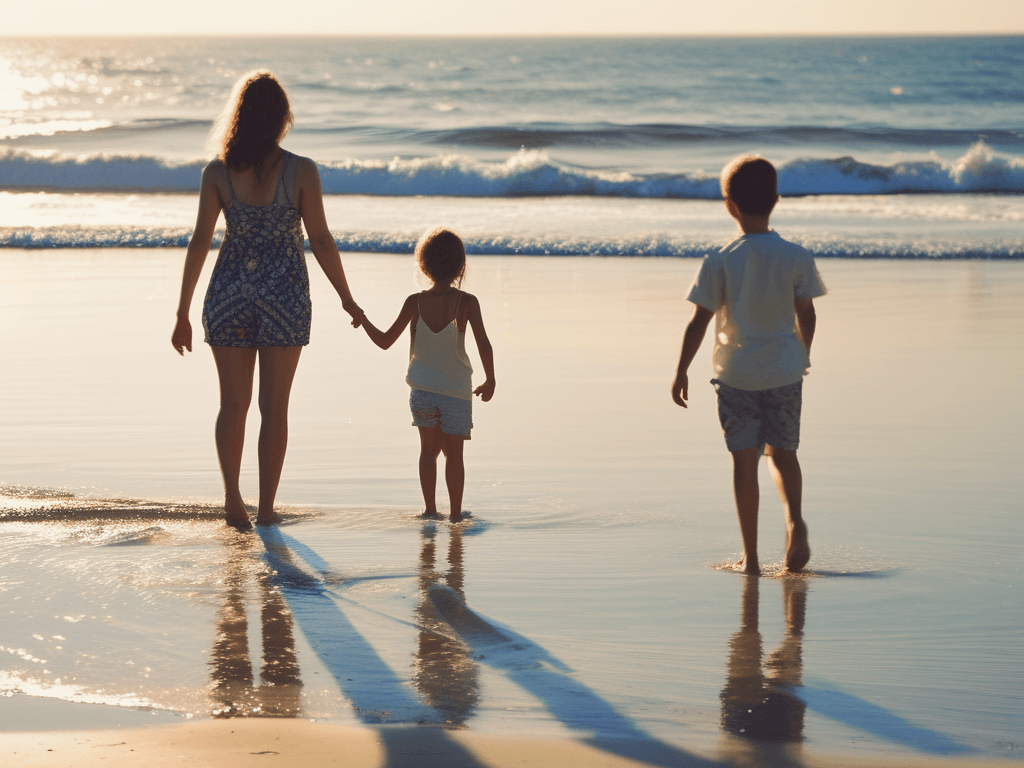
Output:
[417, 425, 443, 517]
[766, 447, 810, 572]
[731, 446, 761, 575]
[440, 433, 466, 522]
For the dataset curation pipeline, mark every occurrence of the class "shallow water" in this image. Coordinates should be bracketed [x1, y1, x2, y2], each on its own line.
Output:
[0, 250, 1021, 761]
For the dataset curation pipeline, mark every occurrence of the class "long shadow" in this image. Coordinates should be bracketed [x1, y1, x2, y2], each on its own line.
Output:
[412, 522, 479, 727]
[428, 584, 723, 768]
[794, 684, 974, 754]
[256, 526, 490, 768]
[719, 575, 973, 758]
[718, 575, 807, 767]
[209, 536, 302, 718]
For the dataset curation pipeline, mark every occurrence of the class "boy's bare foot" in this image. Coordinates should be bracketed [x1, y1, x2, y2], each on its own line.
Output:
[449, 511, 463, 523]
[785, 520, 811, 572]
[255, 511, 282, 526]
[420, 510, 443, 519]
[734, 555, 760, 576]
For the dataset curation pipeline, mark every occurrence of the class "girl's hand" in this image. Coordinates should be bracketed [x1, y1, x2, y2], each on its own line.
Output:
[172, 316, 192, 355]
[474, 379, 495, 402]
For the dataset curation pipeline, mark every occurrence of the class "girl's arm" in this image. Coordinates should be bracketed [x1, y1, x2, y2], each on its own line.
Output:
[295, 156, 362, 322]
[466, 294, 495, 401]
[362, 294, 417, 350]
[172, 162, 223, 355]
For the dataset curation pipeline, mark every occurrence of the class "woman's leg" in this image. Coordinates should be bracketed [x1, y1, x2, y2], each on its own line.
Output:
[255, 346, 303, 525]
[417, 425, 443, 517]
[211, 346, 258, 529]
[440, 433, 466, 522]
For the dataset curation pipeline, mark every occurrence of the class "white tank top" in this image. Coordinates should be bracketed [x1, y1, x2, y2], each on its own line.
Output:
[406, 295, 473, 401]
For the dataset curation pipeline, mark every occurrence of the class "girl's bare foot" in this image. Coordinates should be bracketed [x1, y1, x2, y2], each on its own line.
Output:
[785, 520, 811, 572]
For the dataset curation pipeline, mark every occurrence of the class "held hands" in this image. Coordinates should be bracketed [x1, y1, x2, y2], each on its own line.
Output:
[474, 379, 495, 402]
[671, 372, 689, 408]
[343, 299, 365, 329]
[172, 316, 192, 356]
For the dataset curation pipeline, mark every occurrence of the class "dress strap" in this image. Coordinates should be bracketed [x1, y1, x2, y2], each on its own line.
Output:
[277, 151, 297, 207]
[223, 161, 239, 203]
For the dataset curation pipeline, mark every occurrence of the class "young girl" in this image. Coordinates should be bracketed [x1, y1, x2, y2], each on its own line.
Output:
[358, 228, 495, 523]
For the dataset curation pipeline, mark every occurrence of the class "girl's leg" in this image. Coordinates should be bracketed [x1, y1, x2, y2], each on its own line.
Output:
[211, 346, 258, 529]
[731, 446, 761, 575]
[766, 447, 809, 572]
[417, 425, 443, 517]
[254, 346, 303, 525]
[440, 433, 466, 522]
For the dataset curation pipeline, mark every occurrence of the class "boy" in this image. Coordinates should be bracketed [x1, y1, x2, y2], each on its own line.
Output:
[671, 156, 825, 575]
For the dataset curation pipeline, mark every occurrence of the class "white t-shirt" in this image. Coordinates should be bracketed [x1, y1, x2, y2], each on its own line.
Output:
[686, 231, 826, 391]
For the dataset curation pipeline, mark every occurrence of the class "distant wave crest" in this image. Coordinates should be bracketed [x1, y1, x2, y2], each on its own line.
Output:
[1, 142, 1022, 197]
[2, 225, 1020, 259]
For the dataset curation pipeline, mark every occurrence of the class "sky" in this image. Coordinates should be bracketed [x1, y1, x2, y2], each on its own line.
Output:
[6, 0, 1023, 37]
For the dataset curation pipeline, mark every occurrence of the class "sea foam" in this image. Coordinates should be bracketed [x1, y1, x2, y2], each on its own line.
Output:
[2, 143, 1021, 198]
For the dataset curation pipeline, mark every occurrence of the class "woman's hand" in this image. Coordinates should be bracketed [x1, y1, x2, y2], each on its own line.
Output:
[343, 299, 365, 329]
[172, 316, 193, 355]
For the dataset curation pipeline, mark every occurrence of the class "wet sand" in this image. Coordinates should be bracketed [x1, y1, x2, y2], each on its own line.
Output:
[0, 250, 1021, 765]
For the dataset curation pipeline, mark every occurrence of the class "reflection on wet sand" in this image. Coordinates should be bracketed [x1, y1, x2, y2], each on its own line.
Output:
[720, 576, 807, 764]
[413, 523, 479, 727]
[210, 536, 302, 718]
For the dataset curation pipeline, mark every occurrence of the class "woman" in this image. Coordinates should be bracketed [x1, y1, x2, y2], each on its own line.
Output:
[171, 71, 361, 530]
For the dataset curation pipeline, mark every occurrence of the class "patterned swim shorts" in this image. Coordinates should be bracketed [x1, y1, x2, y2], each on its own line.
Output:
[410, 389, 473, 438]
[712, 379, 802, 452]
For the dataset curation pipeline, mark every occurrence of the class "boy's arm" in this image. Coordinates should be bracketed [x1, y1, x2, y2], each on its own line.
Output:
[466, 295, 495, 401]
[795, 297, 816, 354]
[671, 305, 715, 408]
[362, 294, 417, 350]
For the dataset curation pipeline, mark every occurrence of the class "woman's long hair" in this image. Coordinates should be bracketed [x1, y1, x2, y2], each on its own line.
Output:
[208, 71, 294, 181]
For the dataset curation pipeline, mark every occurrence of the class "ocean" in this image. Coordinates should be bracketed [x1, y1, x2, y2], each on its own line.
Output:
[0, 35, 1022, 763]
[1, 35, 1022, 257]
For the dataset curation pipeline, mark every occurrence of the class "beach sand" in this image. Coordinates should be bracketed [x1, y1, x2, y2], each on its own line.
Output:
[1, 249, 1021, 766]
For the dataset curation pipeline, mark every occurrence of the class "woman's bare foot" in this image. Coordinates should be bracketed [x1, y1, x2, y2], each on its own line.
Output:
[785, 520, 811, 572]
[225, 502, 252, 531]
[734, 554, 760, 575]
[255, 510, 283, 526]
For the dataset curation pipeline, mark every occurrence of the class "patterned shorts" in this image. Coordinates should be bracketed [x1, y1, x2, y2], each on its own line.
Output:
[410, 389, 473, 438]
[712, 379, 802, 452]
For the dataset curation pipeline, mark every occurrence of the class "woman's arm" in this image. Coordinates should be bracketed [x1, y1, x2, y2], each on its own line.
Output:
[295, 157, 362, 321]
[466, 294, 495, 401]
[172, 162, 223, 355]
[361, 294, 417, 350]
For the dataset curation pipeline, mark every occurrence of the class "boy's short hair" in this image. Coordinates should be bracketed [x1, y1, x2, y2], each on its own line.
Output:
[721, 156, 778, 216]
